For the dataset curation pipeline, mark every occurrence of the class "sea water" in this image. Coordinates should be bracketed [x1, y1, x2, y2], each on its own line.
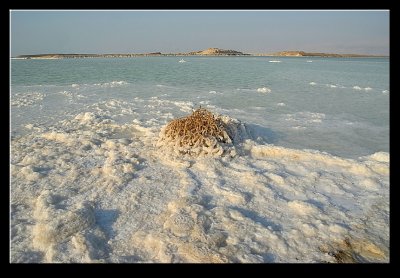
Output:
[10, 56, 389, 263]
[11, 56, 389, 158]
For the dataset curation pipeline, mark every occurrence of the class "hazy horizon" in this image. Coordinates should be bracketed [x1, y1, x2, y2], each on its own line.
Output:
[10, 10, 389, 56]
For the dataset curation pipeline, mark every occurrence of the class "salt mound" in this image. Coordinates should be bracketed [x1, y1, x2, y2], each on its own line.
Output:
[157, 108, 246, 157]
[257, 87, 271, 93]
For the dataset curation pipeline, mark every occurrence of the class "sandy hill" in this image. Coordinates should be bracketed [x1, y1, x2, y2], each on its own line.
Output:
[272, 51, 306, 56]
[270, 51, 383, 58]
[188, 48, 246, 56]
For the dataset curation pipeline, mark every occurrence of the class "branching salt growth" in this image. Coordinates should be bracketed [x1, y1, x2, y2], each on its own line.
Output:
[157, 108, 247, 157]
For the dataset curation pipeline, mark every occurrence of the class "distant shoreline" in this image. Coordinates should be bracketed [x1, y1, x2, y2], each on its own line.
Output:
[12, 48, 388, 59]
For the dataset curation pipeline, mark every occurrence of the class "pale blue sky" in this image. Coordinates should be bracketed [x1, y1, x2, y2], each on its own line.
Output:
[10, 10, 389, 56]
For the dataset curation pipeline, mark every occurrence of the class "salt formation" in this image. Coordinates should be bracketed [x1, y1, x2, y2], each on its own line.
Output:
[157, 108, 246, 157]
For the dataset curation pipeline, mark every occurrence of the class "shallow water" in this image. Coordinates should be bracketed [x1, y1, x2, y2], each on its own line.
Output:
[11, 56, 389, 158]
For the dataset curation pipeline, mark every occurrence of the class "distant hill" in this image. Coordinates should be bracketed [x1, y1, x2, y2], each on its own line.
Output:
[188, 48, 248, 56]
[268, 51, 385, 58]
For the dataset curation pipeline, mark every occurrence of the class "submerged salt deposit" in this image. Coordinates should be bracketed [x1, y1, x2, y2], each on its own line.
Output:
[11, 57, 389, 263]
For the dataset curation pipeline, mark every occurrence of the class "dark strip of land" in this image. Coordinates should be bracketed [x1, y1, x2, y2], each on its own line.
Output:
[14, 48, 387, 59]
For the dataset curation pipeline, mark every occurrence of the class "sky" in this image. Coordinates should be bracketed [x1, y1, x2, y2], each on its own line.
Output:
[10, 10, 389, 56]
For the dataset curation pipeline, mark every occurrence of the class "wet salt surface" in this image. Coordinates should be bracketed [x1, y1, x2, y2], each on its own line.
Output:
[11, 97, 389, 263]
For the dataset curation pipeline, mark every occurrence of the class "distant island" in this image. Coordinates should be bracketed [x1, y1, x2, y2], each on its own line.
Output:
[265, 51, 386, 58]
[13, 48, 387, 59]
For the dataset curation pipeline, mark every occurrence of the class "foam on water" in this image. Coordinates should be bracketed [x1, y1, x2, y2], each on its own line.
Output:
[309, 83, 382, 92]
[353, 86, 374, 91]
[285, 111, 326, 126]
[256, 87, 272, 94]
[236, 87, 272, 94]
[93, 81, 129, 87]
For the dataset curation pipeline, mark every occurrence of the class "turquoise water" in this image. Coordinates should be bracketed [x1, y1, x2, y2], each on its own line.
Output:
[11, 56, 389, 159]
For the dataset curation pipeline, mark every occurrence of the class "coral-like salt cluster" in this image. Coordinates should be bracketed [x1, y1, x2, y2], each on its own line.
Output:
[157, 108, 241, 156]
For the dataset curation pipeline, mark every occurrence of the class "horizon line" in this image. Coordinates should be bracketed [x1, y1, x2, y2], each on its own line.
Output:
[12, 49, 389, 58]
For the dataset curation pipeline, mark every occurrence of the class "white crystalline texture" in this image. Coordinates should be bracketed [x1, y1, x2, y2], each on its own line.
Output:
[10, 103, 389, 263]
[32, 191, 95, 251]
[11, 92, 46, 107]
